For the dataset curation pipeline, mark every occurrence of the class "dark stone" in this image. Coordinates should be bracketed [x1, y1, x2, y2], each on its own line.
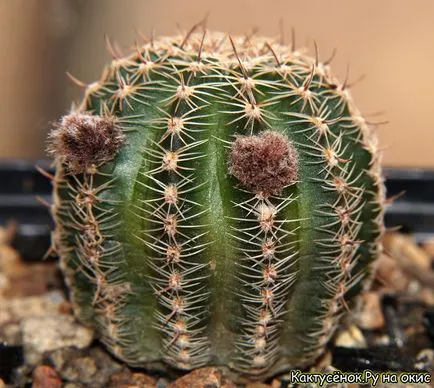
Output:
[0, 342, 24, 383]
[424, 308, 434, 343]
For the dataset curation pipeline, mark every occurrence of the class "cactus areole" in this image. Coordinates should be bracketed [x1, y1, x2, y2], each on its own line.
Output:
[48, 31, 385, 381]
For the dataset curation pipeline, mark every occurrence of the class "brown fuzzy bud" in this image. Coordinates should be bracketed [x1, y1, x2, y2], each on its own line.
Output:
[228, 131, 298, 196]
[48, 112, 124, 174]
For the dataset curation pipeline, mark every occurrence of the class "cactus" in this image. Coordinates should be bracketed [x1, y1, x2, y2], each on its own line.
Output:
[48, 29, 385, 380]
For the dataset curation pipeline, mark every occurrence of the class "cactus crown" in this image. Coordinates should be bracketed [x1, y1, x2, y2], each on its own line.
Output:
[49, 30, 385, 381]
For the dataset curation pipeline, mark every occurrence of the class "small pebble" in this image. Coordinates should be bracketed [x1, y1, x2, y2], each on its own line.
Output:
[1, 291, 65, 322]
[335, 325, 366, 348]
[32, 365, 62, 388]
[422, 239, 434, 259]
[1, 322, 21, 345]
[376, 254, 409, 292]
[415, 349, 434, 370]
[156, 377, 170, 388]
[270, 379, 281, 388]
[62, 356, 97, 384]
[357, 291, 385, 330]
[385, 233, 431, 269]
[383, 233, 434, 288]
[0, 274, 9, 297]
[245, 383, 270, 388]
[420, 288, 434, 306]
[169, 367, 236, 388]
[109, 368, 157, 388]
[22, 316, 93, 365]
[47, 346, 122, 386]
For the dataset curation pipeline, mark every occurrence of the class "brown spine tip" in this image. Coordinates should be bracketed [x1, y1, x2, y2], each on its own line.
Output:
[48, 112, 124, 174]
[228, 131, 298, 196]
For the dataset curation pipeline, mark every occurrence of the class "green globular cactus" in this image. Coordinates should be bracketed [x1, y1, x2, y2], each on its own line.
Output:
[48, 30, 385, 381]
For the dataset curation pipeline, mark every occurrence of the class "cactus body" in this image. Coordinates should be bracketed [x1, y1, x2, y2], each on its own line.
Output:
[49, 31, 385, 380]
